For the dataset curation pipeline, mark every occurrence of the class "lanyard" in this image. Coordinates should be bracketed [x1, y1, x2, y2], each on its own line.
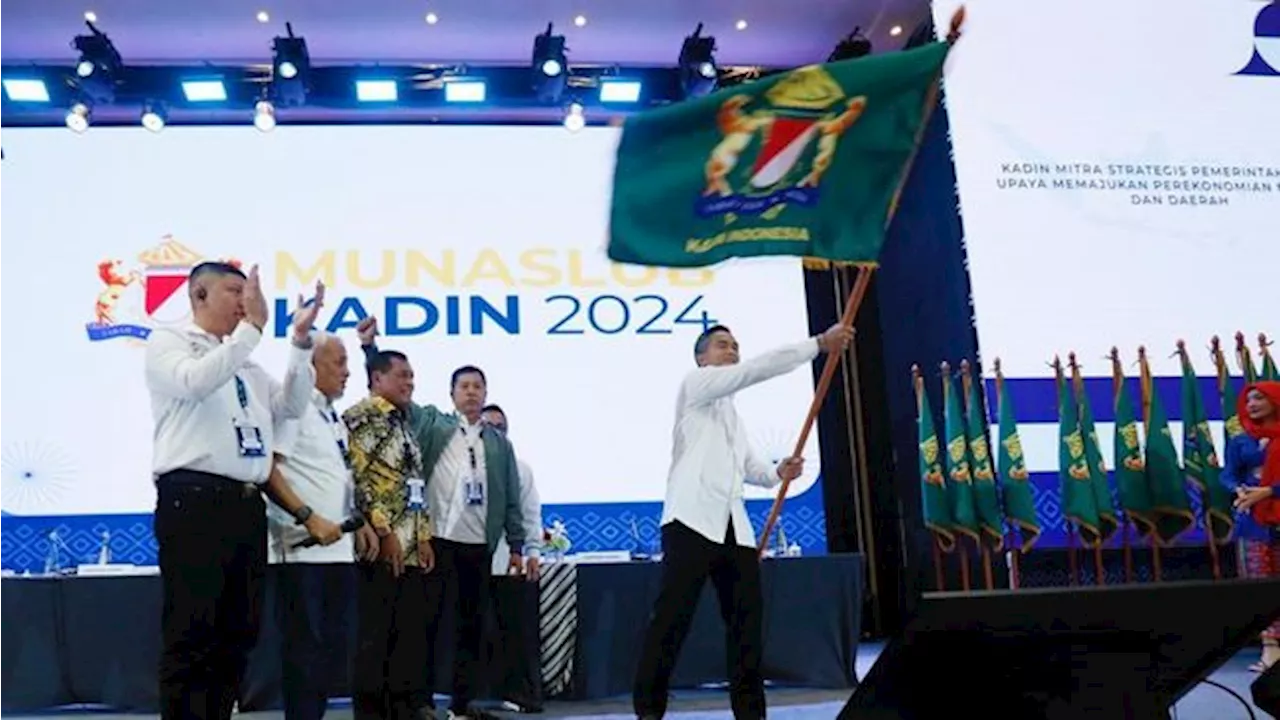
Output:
[459, 426, 482, 471]
[318, 406, 349, 458]
[234, 375, 250, 410]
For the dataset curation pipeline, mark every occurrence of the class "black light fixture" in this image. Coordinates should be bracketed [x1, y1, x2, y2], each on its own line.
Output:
[679, 23, 718, 98]
[271, 22, 311, 106]
[71, 21, 123, 104]
[829, 27, 873, 62]
[532, 23, 568, 103]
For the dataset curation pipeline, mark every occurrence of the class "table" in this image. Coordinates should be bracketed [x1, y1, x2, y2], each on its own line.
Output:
[1, 554, 862, 713]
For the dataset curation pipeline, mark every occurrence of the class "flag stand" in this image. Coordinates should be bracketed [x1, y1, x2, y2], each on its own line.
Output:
[933, 537, 946, 591]
[1067, 528, 1080, 586]
[1122, 517, 1134, 583]
[958, 540, 972, 592]
[1093, 541, 1105, 586]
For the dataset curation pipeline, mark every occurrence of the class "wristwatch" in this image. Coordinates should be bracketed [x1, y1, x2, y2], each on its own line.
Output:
[293, 505, 313, 525]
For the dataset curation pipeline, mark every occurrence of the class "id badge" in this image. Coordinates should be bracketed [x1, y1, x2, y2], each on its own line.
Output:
[406, 478, 426, 511]
[465, 474, 485, 506]
[235, 424, 266, 458]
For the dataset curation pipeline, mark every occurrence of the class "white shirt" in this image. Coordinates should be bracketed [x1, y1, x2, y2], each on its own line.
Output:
[146, 320, 314, 484]
[660, 338, 820, 547]
[267, 390, 356, 564]
[492, 459, 543, 575]
[429, 419, 490, 545]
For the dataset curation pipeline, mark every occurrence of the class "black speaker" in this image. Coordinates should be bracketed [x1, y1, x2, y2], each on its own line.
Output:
[839, 579, 1280, 719]
[1254, 658, 1280, 718]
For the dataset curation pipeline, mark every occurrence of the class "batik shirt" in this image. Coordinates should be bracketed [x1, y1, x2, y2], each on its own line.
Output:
[343, 395, 432, 566]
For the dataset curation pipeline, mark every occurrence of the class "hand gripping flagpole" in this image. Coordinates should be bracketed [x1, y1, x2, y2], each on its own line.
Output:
[756, 6, 967, 558]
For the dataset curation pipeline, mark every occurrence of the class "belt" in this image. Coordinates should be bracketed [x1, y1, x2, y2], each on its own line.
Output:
[157, 469, 261, 498]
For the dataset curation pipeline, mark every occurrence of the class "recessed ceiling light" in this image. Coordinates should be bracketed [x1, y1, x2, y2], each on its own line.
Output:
[574, 15, 587, 27]
[735, 19, 748, 31]
[84, 11, 98, 22]
[256, 10, 270, 23]
[889, 25, 903, 36]
[425, 12, 439, 24]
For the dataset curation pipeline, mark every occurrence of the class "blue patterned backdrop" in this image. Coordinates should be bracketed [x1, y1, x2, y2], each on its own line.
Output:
[0, 478, 828, 574]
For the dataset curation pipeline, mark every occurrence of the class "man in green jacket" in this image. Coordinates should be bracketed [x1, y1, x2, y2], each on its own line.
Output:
[356, 316, 526, 720]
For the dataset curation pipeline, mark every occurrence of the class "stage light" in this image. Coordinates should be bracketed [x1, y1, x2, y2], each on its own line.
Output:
[72, 21, 123, 103]
[574, 15, 587, 27]
[444, 79, 486, 103]
[829, 28, 872, 61]
[735, 19, 748, 31]
[84, 11, 97, 22]
[253, 99, 276, 131]
[3, 79, 50, 102]
[425, 12, 438, 25]
[355, 80, 397, 102]
[532, 23, 569, 102]
[181, 79, 227, 102]
[257, 11, 270, 23]
[599, 79, 641, 103]
[679, 24, 718, 97]
[140, 101, 167, 132]
[271, 22, 310, 106]
[890, 25, 903, 37]
[65, 102, 91, 132]
[563, 102, 585, 133]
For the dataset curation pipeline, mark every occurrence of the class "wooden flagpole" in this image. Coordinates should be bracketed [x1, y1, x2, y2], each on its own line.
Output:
[756, 6, 968, 557]
[1108, 347, 1135, 584]
[1137, 346, 1164, 582]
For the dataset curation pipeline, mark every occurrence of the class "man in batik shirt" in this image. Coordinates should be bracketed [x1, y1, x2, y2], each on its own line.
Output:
[343, 349, 436, 720]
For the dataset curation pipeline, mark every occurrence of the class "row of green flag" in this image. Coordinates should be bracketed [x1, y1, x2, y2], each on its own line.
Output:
[916, 335, 1278, 554]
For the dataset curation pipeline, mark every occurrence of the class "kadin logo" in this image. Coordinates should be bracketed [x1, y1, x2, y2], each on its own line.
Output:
[697, 65, 867, 220]
[85, 236, 234, 342]
[1237, 1, 1280, 76]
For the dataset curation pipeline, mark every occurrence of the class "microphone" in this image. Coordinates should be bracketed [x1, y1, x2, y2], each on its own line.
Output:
[292, 516, 365, 548]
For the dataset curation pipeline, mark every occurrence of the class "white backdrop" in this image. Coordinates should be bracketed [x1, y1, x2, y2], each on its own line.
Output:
[932, 0, 1279, 468]
[0, 126, 821, 516]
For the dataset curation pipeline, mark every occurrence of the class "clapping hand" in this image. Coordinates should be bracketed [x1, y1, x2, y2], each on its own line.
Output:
[290, 281, 326, 342]
[243, 265, 269, 330]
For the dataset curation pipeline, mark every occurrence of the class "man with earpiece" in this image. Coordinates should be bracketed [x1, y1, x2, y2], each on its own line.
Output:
[145, 261, 324, 720]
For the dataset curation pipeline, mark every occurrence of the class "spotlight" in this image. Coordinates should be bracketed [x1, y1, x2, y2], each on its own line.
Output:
[181, 79, 227, 102]
[253, 99, 277, 131]
[140, 100, 167, 132]
[3, 79, 51, 102]
[65, 102, 91, 133]
[355, 80, 398, 102]
[599, 79, 642, 103]
[532, 23, 568, 102]
[679, 23, 718, 97]
[71, 20, 123, 103]
[271, 22, 311, 106]
[829, 27, 872, 61]
[445, 79, 486, 103]
[563, 102, 585, 133]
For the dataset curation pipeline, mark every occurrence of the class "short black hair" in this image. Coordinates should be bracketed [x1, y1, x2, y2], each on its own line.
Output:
[693, 324, 732, 358]
[451, 365, 486, 391]
[188, 262, 246, 299]
[481, 404, 507, 428]
[366, 350, 409, 388]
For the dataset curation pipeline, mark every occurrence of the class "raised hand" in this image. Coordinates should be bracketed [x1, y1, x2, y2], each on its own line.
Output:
[818, 323, 854, 355]
[290, 280, 326, 342]
[356, 315, 379, 347]
[243, 264, 269, 330]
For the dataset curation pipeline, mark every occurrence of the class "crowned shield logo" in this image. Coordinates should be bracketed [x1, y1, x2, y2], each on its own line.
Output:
[697, 64, 868, 221]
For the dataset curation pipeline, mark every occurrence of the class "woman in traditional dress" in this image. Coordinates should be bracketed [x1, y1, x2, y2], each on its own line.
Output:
[1222, 381, 1280, 672]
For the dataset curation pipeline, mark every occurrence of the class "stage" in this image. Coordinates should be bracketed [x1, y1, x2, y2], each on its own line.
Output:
[0, 554, 863, 714]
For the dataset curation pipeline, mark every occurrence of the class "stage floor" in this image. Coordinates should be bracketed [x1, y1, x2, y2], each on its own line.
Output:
[6, 643, 1264, 719]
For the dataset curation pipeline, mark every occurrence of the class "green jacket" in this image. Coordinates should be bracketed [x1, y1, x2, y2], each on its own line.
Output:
[363, 343, 526, 555]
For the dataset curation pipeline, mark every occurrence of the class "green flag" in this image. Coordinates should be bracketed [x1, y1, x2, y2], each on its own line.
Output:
[1218, 351, 1244, 443]
[1144, 380, 1196, 543]
[1112, 369, 1156, 537]
[1262, 346, 1279, 381]
[943, 371, 980, 543]
[963, 367, 1004, 548]
[606, 42, 952, 268]
[1075, 377, 1119, 542]
[1056, 368, 1102, 544]
[994, 370, 1040, 552]
[916, 372, 954, 551]
[1178, 352, 1235, 544]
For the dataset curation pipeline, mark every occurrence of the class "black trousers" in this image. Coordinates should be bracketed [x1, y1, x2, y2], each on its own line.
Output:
[425, 538, 492, 714]
[155, 470, 267, 720]
[352, 563, 437, 720]
[276, 563, 356, 720]
[633, 521, 766, 720]
[489, 575, 542, 708]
